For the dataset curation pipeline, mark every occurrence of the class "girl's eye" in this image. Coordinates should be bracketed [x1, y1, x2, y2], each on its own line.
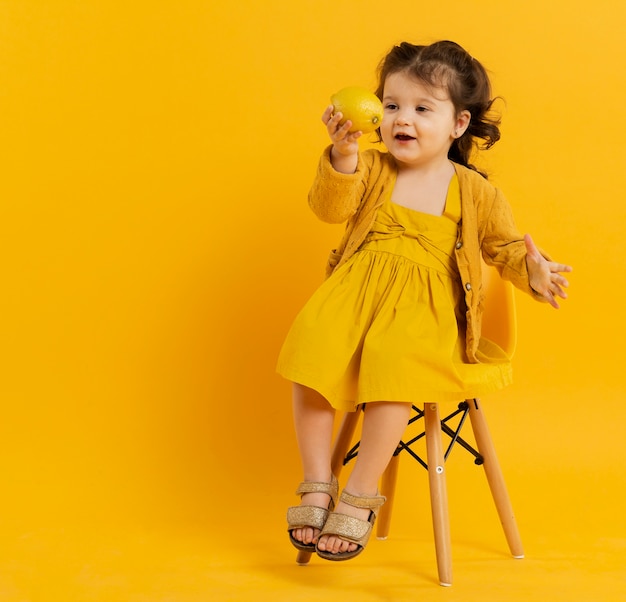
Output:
[385, 103, 398, 110]
[416, 106, 428, 112]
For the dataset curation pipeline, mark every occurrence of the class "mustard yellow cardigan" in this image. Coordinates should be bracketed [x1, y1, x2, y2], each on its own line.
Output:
[308, 146, 546, 363]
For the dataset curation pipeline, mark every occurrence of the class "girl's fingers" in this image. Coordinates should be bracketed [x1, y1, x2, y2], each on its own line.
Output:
[553, 263, 573, 274]
[330, 112, 343, 127]
[327, 113, 346, 137]
[337, 120, 353, 137]
[525, 233, 572, 309]
[323, 107, 362, 142]
[539, 287, 560, 309]
[555, 274, 570, 288]
[321, 105, 334, 124]
[547, 295, 560, 309]
[550, 265, 572, 291]
[524, 233, 541, 260]
[331, 119, 355, 145]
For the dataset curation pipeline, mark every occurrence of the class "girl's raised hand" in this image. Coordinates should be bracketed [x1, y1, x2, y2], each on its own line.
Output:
[524, 233, 573, 309]
[322, 105, 362, 158]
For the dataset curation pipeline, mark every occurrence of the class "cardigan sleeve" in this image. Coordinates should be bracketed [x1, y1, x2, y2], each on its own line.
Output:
[480, 187, 548, 300]
[308, 146, 371, 224]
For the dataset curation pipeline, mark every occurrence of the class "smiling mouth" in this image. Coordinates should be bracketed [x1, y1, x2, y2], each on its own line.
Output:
[395, 134, 415, 141]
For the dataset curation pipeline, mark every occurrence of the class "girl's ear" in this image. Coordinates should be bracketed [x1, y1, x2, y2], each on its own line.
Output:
[454, 110, 471, 138]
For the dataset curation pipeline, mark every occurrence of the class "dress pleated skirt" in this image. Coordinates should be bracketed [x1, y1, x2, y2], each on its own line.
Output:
[277, 179, 511, 412]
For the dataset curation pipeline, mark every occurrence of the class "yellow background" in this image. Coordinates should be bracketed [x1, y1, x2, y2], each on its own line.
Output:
[0, 1, 624, 600]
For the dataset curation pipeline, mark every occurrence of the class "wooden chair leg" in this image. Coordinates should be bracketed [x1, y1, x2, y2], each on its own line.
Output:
[377, 452, 400, 539]
[424, 403, 453, 587]
[296, 549, 313, 565]
[467, 398, 524, 559]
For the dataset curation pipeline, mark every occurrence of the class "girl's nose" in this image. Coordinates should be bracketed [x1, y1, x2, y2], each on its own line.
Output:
[395, 112, 411, 126]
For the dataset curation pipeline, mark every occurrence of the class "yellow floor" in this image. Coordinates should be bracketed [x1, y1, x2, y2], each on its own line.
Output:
[1, 459, 624, 602]
[1, 380, 624, 601]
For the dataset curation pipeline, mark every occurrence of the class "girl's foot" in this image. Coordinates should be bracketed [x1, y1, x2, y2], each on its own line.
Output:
[291, 491, 333, 546]
[287, 475, 338, 551]
[315, 497, 369, 554]
[315, 490, 386, 561]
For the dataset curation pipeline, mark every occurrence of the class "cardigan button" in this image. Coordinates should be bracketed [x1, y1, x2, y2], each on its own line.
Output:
[465, 282, 472, 291]
[455, 241, 462, 249]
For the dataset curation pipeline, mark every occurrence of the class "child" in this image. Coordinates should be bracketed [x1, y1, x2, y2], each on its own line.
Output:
[277, 40, 572, 562]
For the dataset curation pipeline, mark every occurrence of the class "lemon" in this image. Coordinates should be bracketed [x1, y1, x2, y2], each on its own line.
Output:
[330, 86, 383, 134]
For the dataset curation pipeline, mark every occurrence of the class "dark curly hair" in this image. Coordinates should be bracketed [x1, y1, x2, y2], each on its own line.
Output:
[375, 41, 501, 178]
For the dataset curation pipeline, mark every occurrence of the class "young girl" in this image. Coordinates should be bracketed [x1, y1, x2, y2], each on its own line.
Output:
[278, 40, 572, 562]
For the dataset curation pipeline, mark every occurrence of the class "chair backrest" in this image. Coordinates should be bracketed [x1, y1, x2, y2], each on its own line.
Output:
[479, 264, 517, 358]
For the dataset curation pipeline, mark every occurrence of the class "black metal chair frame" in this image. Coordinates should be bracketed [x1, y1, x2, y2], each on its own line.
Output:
[342, 401, 484, 471]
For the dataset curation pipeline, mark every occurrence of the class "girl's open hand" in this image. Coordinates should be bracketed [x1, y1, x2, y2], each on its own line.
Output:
[525, 233, 573, 309]
[322, 105, 362, 157]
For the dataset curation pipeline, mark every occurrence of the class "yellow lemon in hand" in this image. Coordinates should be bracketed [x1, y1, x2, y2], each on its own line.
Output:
[330, 86, 383, 134]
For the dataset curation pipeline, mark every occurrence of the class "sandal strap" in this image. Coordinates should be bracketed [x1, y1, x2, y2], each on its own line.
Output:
[295, 474, 338, 507]
[287, 505, 330, 531]
[314, 490, 387, 559]
[320, 511, 373, 545]
[339, 490, 386, 512]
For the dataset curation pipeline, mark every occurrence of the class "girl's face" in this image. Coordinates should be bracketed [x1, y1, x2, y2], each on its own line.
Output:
[380, 71, 470, 169]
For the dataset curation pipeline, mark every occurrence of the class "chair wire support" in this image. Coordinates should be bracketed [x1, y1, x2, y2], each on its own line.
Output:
[342, 400, 485, 470]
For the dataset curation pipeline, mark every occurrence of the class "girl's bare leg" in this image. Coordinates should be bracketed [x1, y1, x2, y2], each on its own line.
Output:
[317, 401, 411, 555]
[291, 383, 336, 545]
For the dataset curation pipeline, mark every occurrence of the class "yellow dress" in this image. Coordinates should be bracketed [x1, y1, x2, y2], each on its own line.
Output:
[277, 175, 512, 412]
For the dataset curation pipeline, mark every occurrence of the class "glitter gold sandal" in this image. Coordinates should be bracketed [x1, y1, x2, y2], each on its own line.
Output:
[315, 490, 386, 561]
[287, 474, 338, 552]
